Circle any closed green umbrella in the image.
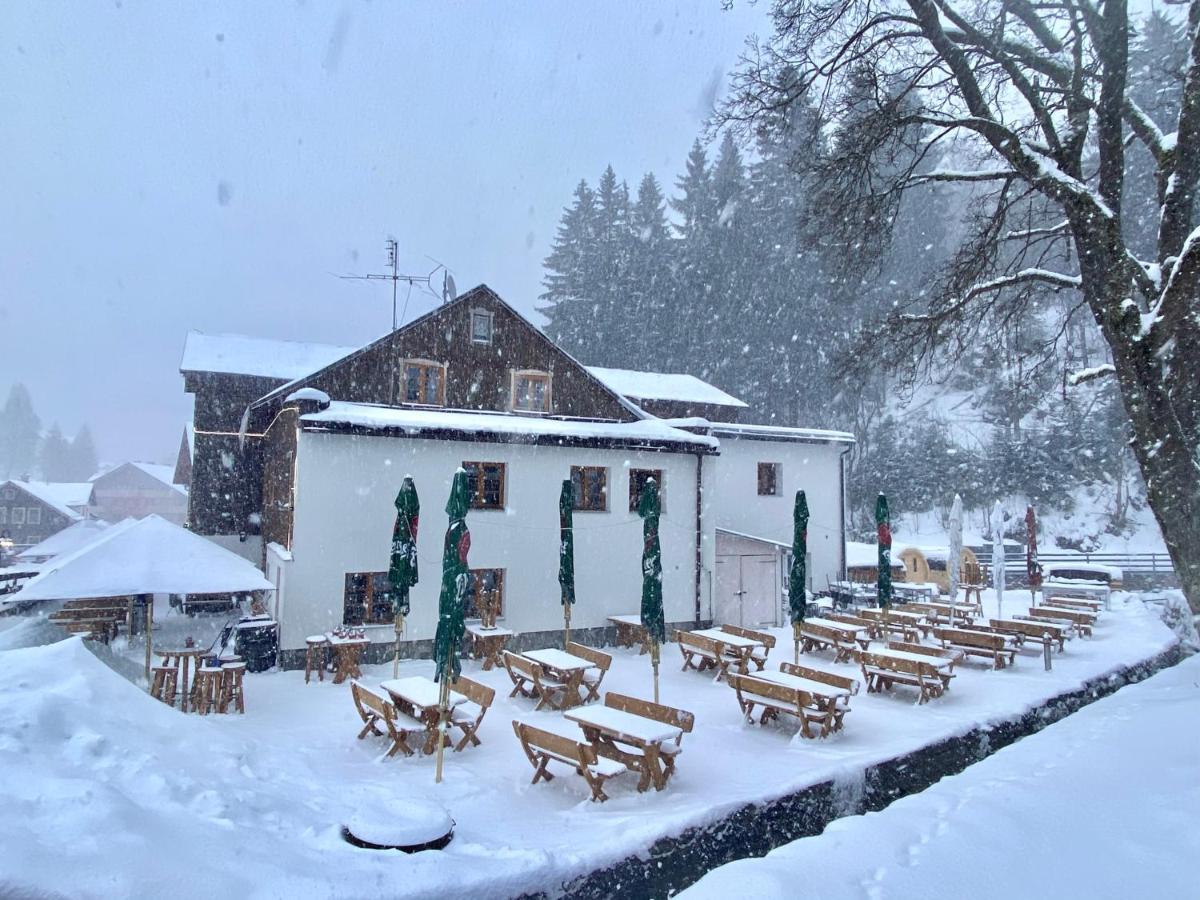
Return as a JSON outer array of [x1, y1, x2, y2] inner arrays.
[[638, 478, 665, 703], [559, 479, 576, 646], [789, 491, 809, 664], [876, 494, 893, 611], [388, 476, 420, 678], [433, 468, 471, 784]]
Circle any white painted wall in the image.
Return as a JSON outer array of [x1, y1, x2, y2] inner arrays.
[[276, 430, 710, 652], [708, 436, 848, 592]]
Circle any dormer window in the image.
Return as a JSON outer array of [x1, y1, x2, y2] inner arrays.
[[401, 360, 446, 406], [471, 309, 493, 345], [512, 370, 551, 413]]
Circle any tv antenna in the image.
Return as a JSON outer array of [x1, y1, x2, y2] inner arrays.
[[339, 238, 448, 331]]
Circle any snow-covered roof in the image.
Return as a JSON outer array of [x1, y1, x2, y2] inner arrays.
[[16, 519, 110, 563], [90, 462, 188, 496], [4, 515, 274, 606], [706, 421, 856, 445], [5, 481, 94, 520], [846, 541, 906, 568], [301, 401, 718, 449], [180, 331, 357, 381], [585, 366, 748, 409]]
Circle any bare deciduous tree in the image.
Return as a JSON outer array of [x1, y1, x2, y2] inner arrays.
[[724, 0, 1200, 610]]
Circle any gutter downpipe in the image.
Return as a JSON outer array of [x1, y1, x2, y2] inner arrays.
[[838, 443, 852, 580], [694, 449, 705, 625]]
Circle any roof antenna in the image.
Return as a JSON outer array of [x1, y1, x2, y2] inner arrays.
[[338, 238, 447, 331]]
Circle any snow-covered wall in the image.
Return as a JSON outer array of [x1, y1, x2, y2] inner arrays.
[[708, 435, 848, 590], [276, 430, 711, 652]]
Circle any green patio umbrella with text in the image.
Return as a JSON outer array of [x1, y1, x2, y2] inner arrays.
[[789, 491, 809, 664], [387, 476, 420, 678], [638, 478, 666, 703], [559, 479, 576, 647], [432, 468, 471, 784], [876, 494, 893, 612]]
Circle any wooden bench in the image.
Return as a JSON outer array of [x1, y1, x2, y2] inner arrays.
[[676, 630, 734, 680], [719, 624, 775, 670], [566, 641, 613, 703], [608, 615, 652, 654], [603, 692, 694, 784], [779, 661, 859, 731], [798, 622, 859, 663], [932, 626, 1017, 670], [351, 681, 423, 758], [512, 720, 627, 802], [989, 618, 1068, 652], [1044, 595, 1103, 613], [855, 650, 948, 704], [447, 675, 494, 752], [502, 651, 571, 710], [828, 612, 919, 643], [728, 672, 837, 738], [1028, 606, 1094, 637], [858, 607, 932, 639]]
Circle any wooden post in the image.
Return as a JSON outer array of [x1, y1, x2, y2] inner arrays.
[[143, 594, 153, 681], [434, 676, 450, 784], [650, 640, 661, 704], [1043, 633, 1052, 671], [393, 614, 404, 679], [563, 603, 571, 649], [793, 622, 801, 665]]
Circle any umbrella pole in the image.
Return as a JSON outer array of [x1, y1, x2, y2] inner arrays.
[[651, 640, 661, 704], [144, 594, 153, 682], [564, 603, 571, 648], [393, 614, 404, 679], [434, 676, 450, 784], [793, 622, 801, 665]]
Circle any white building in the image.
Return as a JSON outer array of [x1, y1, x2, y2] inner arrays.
[[181, 285, 852, 666]]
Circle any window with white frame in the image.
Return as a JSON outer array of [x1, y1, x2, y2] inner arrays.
[[511, 370, 551, 413], [470, 309, 493, 344], [0, 508, 7, 524], [27, 507, 41, 525], [11, 508, 24, 525]]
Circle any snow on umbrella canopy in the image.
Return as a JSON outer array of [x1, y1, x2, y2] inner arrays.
[[789, 490, 809, 624], [638, 478, 665, 644], [388, 477, 420, 618], [559, 479, 575, 608], [876, 493, 893, 609], [433, 470, 471, 684], [1026, 505, 1043, 591]]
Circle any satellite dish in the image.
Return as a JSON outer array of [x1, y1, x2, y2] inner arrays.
[[443, 272, 457, 303]]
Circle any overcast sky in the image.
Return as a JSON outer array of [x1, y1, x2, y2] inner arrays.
[[1, 1, 768, 465]]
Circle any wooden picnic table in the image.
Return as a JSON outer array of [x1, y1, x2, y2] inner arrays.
[[522, 648, 596, 709], [466, 624, 514, 670], [380, 676, 468, 754], [564, 705, 684, 792], [326, 633, 370, 684], [871, 647, 956, 673], [750, 668, 853, 703], [154, 646, 212, 713], [608, 615, 651, 654], [803, 618, 871, 649], [894, 583, 940, 602], [691, 627, 764, 674]]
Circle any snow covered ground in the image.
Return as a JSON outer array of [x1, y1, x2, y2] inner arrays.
[[0, 591, 1180, 899], [682, 645, 1200, 899]]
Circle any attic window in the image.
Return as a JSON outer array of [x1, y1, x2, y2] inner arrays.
[[512, 370, 551, 413], [471, 309, 493, 345], [401, 360, 446, 406]]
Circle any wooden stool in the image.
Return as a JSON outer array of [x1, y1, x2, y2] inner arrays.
[[192, 666, 224, 715], [220, 662, 246, 714], [305, 636, 328, 684], [150, 665, 178, 707]]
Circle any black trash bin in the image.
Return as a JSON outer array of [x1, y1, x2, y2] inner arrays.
[[233, 615, 278, 672]]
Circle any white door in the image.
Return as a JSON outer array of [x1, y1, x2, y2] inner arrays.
[[740, 555, 780, 627], [715, 556, 740, 625]]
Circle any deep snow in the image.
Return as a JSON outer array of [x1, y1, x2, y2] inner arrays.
[[0, 591, 1178, 899], [682, 647, 1200, 899]]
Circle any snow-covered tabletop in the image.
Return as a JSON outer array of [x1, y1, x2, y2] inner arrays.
[[523, 648, 595, 673], [870, 648, 954, 670], [804, 618, 867, 636], [564, 705, 682, 745], [465, 624, 515, 638], [748, 669, 852, 699], [692, 628, 762, 649], [608, 614, 644, 626], [325, 633, 370, 647], [379, 676, 466, 712]]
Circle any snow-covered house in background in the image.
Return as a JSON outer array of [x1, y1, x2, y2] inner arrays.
[[88, 462, 188, 526], [0, 480, 95, 550], [180, 285, 852, 666]]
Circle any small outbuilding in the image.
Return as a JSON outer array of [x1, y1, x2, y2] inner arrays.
[[898, 545, 979, 591]]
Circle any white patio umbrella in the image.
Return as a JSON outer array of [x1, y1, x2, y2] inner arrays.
[[6, 515, 274, 677], [990, 501, 1006, 618], [947, 494, 963, 602]]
